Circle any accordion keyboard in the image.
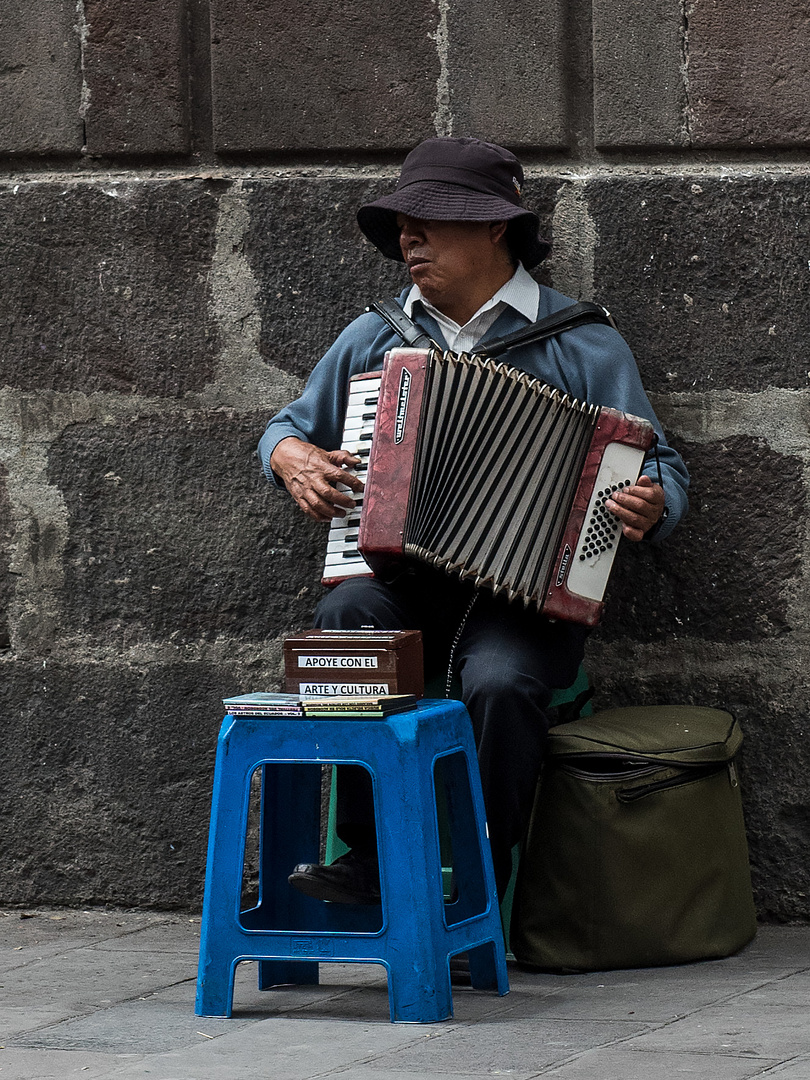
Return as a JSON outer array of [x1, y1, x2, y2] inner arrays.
[[322, 373, 381, 584]]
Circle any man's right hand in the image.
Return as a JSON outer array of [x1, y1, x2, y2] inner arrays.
[[269, 437, 363, 522]]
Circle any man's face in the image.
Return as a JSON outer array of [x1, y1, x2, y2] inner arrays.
[[396, 215, 506, 318]]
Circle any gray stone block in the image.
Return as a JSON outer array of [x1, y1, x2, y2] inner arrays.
[[0, 0, 83, 155], [83, 0, 190, 155], [688, 0, 810, 146], [47, 411, 327, 646], [601, 436, 804, 644], [523, 178, 559, 286], [210, 0, 439, 151], [593, 0, 687, 147], [448, 0, 568, 148], [743, 701, 810, 921], [0, 658, 234, 906], [588, 177, 810, 392], [243, 175, 559, 379], [244, 178, 406, 378], [0, 465, 13, 652], [0, 180, 219, 395]]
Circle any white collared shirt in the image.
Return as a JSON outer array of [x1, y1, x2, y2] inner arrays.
[[402, 263, 540, 353]]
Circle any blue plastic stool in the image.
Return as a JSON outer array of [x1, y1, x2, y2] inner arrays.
[[195, 699, 509, 1024]]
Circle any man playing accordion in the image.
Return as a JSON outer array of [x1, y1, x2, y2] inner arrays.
[[259, 136, 690, 907]]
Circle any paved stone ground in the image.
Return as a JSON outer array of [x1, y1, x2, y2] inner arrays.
[[1, 908, 809, 1079]]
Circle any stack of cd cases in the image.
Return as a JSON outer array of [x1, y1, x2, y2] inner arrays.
[[222, 692, 418, 718]]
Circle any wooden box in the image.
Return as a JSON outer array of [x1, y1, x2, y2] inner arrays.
[[283, 629, 424, 698]]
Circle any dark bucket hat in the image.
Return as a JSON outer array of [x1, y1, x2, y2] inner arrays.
[[357, 137, 551, 269]]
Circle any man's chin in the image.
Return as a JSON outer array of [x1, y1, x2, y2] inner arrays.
[[411, 276, 444, 305]]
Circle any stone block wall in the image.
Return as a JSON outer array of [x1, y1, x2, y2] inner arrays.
[[1, 0, 808, 918]]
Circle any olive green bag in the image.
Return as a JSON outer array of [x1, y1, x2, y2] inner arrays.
[[510, 706, 757, 971]]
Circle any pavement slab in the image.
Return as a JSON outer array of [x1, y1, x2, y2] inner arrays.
[[541, 1048, 779, 1078], [629, 1002, 810, 1060], [0, 1047, 135, 1080], [762, 1059, 810, 1079], [0, 908, 172, 963], [102, 1015, 433, 1079], [369, 1017, 653, 1073], [2, 947, 197, 1017]]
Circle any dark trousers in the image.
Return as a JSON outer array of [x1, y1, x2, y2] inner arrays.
[[314, 567, 588, 900]]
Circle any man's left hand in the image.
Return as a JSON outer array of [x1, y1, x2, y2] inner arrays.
[[604, 474, 665, 542]]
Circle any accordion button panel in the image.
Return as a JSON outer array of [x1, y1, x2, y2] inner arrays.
[[322, 375, 381, 584], [565, 441, 647, 602]]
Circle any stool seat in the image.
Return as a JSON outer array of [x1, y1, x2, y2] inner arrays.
[[195, 699, 509, 1023]]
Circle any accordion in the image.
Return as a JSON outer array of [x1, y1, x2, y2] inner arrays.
[[323, 347, 655, 627]]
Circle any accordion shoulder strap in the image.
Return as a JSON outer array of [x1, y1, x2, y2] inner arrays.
[[368, 298, 615, 359], [366, 299, 437, 349], [479, 301, 616, 359]]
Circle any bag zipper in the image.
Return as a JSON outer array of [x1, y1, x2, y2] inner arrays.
[[616, 762, 728, 804], [559, 759, 660, 782]]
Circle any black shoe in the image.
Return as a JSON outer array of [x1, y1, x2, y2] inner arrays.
[[288, 849, 381, 905]]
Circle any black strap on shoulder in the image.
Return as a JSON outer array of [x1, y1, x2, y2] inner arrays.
[[367, 298, 615, 359], [478, 301, 615, 359], [366, 299, 437, 349]]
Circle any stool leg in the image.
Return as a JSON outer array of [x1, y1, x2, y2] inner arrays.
[[255, 762, 322, 989], [196, 725, 252, 1018], [375, 752, 454, 1023], [438, 748, 508, 994], [467, 940, 507, 991], [436, 751, 488, 924]]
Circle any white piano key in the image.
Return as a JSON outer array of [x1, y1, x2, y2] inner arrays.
[[328, 517, 362, 534], [322, 558, 374, 582], [348, 376, 381, 393], [327, 538, 361, 555], [323, 551, 371, 571], [342, 413, 375, 430], [345, 400, 379, 418], [341, 441, 372, 457], [341, 435, 373, 451]]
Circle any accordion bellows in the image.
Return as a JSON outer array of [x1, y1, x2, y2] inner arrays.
[[403, 353, 601, 597], [325, 348, 655, 627]]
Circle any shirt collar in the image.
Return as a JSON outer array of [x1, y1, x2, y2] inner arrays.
[[402, 262, 539, 330]]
